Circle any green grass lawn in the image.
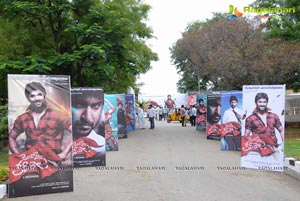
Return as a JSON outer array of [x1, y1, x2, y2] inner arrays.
[[0, 151, 8, 167], [283, 128, 300, 160], [285, 141, 300, 160], [284, 127, 300, 157], [0, 151, 8, 182]]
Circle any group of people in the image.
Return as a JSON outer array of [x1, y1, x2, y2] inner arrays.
[[178, 98, 208, 128], [136, 95, 199, 129], [136, 92, 284, 159], [179, 104, 197, 127], [136, 95, 174, 130]]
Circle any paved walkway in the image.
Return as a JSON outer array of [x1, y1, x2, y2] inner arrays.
[[3, 120, 300, 201]]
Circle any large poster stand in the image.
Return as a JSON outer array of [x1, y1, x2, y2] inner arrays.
[[220, 91, 244, 151], [7, 74, 73, 198], [104, 94, 118, 151], [206, 93, 222, 140], [71, 88, 106, 167], [241, 85, 285, 172], [125, 94, 135, 131], [196, 93, 207, 131], [116, 94, 127, 139]]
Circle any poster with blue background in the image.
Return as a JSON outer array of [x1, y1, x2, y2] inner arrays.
[[104, 94, 118, 151], [196, 93, 207, 131], [220, 91, 244, 151]]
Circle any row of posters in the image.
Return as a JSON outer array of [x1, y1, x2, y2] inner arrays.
[[6, 74, 286, 197], [189, 85, 286, 172], [7, 74, 136, 197]]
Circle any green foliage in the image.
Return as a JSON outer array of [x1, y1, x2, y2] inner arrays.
[[136, 100, 149, 111], [252, 0, 300, 42], [0, 151, 8, 182], [285, 141, 300, 160], [0, 0, 158, 98], [291, 82, 300, 93], [0, 166, 9, 182], [171, 13, 300, 92], [283, 128, 300, 159], [0, 151, 8, 167], [0, 104, 8, 141], [176, 78, 200, 93], [171, 1, 300, 92]]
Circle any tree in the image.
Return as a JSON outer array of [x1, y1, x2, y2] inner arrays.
[[171, 13, 300, 92], [0, 0, 158, 99], [251, 0, 300, 90], [251, 0, 300, 41]]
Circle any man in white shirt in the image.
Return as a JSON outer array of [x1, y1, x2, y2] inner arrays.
[[137, 104, 145, 129], [189, 105, 197, 126], [147, 105, 155, 129], [222, 95, 245, 151], [223, 96, 244, 124]]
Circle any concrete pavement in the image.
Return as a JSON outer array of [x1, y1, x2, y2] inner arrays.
[[2, 120, 300, 201]]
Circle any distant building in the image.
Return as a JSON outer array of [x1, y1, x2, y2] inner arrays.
[[285, 93, 300, 122]]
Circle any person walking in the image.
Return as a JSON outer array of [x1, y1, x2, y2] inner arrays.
[[180, 105, 186, 127], [147, 104, 155, 129], [158, 106, 163, 121], [163, 106, 168, 120], [185, 107, 190, 126], [190, 105, 197, 126], [137, 104, 145, 129]]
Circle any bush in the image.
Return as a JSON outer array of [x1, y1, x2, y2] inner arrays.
[[0, 104, 8, 140], [0, 166, 8, 182]]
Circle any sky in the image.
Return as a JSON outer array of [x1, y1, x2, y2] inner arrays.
[[138, 0, 254, 97]]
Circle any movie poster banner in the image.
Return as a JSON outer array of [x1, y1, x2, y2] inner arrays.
[[116, 94, 127, 139], [206, 93, 222, 140], [241, 85, 285, 172], [125, 94, 135, 131], [220, 91, 244, 151], [187, 92, 197, 108], [7, 74, 73, 198], [71, 88, 106, 167], [196, 93, 207, 131], [104, 94, 118, 151]]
